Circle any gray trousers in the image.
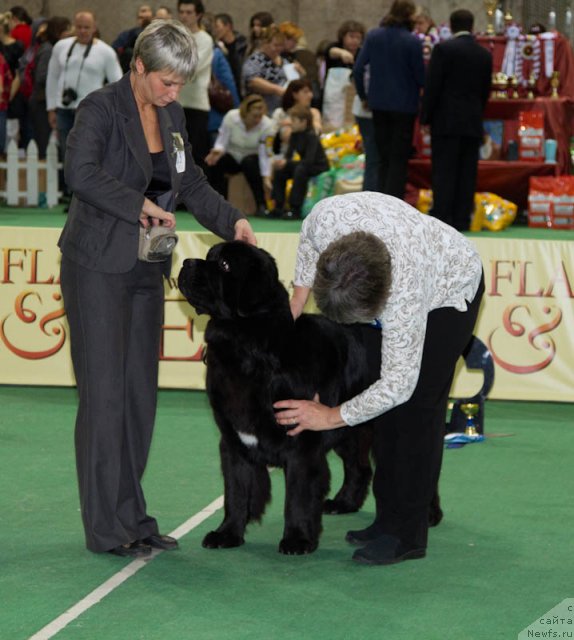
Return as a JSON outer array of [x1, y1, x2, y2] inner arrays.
[[60, 256, 164, 552]]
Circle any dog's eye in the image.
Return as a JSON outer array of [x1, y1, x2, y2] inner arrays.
[[219, 259, 231, 273]]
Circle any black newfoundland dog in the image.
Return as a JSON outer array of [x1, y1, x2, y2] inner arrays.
[[178, 241, 381, 555]]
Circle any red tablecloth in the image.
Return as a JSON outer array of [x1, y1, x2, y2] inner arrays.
[[484, 97, 574, 174], [407, 159, 559, 210]]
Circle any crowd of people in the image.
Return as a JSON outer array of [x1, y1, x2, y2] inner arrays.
[[0, 1, 494, 229]]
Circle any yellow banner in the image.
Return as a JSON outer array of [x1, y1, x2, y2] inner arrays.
[[1, 227, 573, 402]]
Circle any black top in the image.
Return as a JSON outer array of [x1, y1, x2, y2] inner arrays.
[[286, 130, 329, 174], [145, 151, 171, 203]]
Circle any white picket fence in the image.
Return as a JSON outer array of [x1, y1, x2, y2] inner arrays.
[[0, 138, 62, 207]]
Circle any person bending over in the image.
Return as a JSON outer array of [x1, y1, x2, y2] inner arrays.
[[274, 191, 484, 565]]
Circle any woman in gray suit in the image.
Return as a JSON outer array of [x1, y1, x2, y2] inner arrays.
[[59, 20, 256, 558]]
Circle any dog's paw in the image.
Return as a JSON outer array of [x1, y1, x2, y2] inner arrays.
[[202, 530, 245, 549], [323, 498, 360, 515], [279, 536, 318, 555]]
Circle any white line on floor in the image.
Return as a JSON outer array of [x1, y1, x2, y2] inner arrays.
[[28, 495, 224, 640]]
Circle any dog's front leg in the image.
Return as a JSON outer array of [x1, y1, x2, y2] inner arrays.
[[203, 438, 271, 549], [279, 450, 330, 555], [324, 425, 373, 514]]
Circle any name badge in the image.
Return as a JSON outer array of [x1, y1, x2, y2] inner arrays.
[[176, 150, 185, 173], [171, 132, 185, 173]]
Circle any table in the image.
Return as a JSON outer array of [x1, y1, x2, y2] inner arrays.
[[484, 97, 574, 174], [407, 158, 558, 210]]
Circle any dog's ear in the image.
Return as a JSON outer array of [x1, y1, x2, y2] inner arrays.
[[236, 252, 288, 318]]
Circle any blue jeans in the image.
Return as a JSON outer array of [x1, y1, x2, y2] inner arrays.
[[356, 116, 382, 192]]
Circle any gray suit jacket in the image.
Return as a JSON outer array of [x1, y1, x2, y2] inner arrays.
[[59, 72, 243, 273]]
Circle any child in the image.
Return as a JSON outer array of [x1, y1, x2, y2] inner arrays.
[[271, 104, 329, 220]]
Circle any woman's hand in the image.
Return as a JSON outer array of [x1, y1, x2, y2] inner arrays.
[[274, 158, 286, 170], [290, 285, 310, 319], [205, 149, 223, 166], [340, 50, 355, 64], [329, 46, 354, 65], [48, 110, 57, 130], [234, 218, 257, 245], [140, 197, 176, 228], [274, 395, 347, 435], [293, 61, 306, 77]]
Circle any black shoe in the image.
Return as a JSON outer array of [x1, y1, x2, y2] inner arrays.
[[141, 534, 179, 551], [352, 534, 426, 566], [265, 207, 283, 218], [108, 540, 152, 558], [255, 205, 270, 218], [345, 521, 385, 546], [281, 209, 301, 220]]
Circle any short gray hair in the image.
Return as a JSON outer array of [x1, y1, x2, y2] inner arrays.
[[131, 19, 198, 80], [313, 231, 392, 324]]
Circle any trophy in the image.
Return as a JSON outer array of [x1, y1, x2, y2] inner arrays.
[[484, 0, 498, 35], [527, 73, 537, 99], [492, 71, 509, 98], [460, 403, 480, 436], [509, 75, 520, 98], [550, 70, 560, 98], [505, 0, 514, 23]]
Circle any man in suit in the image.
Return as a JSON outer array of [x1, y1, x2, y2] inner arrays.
[[421, 9, 492, 231]]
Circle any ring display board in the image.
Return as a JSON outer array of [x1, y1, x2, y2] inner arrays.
[[1, 227, 573, 402]]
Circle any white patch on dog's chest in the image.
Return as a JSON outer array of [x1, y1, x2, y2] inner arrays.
[[237, 431, 259, 447]]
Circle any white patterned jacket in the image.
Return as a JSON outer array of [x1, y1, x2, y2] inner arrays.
[[294, 192, 483, 426]]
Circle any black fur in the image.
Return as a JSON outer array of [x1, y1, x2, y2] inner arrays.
[[178, 241, 378, 554]]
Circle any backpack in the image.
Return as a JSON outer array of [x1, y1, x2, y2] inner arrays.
[[18, 43, 39, 99]]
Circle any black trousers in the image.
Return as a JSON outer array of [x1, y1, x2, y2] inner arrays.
[[372, 110, 416, 199], [28, 98, 52, 159], [183, 107, 210, 171], [272, 160, 317, 211], [60, 256, 164, 552], [206, 153, 266, 206], [364, 275, 484, 550], [430, 134, 481, 231]]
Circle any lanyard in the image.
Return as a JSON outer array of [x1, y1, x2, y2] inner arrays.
[[63, 38, 94, 94]]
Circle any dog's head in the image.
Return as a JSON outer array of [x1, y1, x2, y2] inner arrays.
[[178, 241, 290, 320]]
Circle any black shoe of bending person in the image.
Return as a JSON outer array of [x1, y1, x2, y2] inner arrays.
[[352, 534, 426, 566], [108, 540, 152, 558], [345, 521, 385, 546], [141, 534, 179, 551]]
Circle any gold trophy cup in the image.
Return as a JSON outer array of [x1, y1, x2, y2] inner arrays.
[[509, 75, 520, 98], [460, 403, 480, 436], [527, 73, 536, 99], [550, 70, 560, 98], [484, 0, 498, 35]]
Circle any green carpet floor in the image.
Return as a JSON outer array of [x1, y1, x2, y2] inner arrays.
[[2, 203, 574, 240], [0, 386, 572, 640]]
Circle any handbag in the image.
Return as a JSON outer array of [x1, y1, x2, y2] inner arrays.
[[208, 73, 234, 114], [138, 225, 178, 262]]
